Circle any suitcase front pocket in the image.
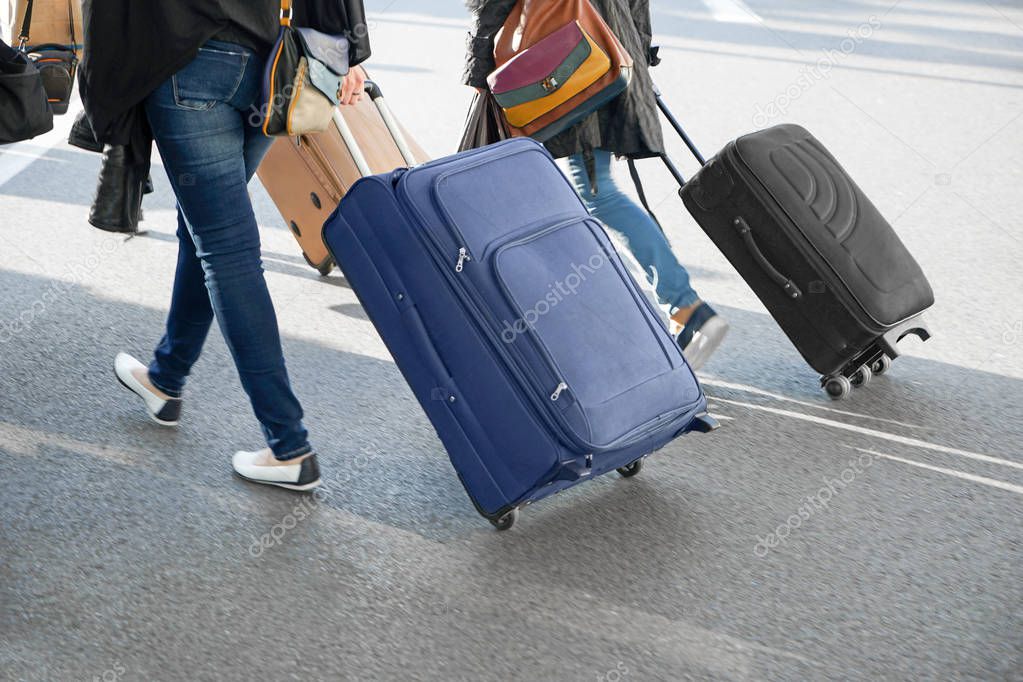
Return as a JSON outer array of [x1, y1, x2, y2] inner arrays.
[[494, 219, 697, 450]]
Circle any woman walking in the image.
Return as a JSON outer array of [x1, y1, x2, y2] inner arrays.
[[464, 0, 729, 369], [79, 0, 370, 491]]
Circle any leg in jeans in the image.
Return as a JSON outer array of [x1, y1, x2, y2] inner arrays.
[[148, 110, 275, 398], [566, 149, 700, 312], [144, 41, 310, 460]]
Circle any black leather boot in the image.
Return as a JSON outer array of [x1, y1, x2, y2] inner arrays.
[[67, 111, 104, 153], [88, 145, 149, 234]]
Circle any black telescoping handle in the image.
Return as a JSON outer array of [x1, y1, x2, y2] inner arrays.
[[653, 83, 707, 166], [363, 80, 383, 101], [733, 217, 802, 300]]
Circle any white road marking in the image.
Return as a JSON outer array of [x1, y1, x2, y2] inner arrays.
[[700, 0, 761, 25], [714, 397, 1023, 472], [857, 448, 1023, 496], [699, 376, 925, 429], [0, 100, 80, 189]]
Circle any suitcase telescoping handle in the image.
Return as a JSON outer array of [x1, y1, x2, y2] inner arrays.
[[331, 79, 419, 178], [646, 84, 802, 301], [626, 83, 707, 224]]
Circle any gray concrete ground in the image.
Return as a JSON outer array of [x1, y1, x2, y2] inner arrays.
[[1, 1, 1021, 680]]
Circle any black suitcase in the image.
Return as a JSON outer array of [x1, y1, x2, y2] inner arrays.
[[637, 90, 933, 399]]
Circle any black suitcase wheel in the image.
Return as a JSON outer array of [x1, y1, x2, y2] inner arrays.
[[850, 364, 873, 388], [490, 508, 518, 531], [317, 258, 335, 277], [871, 356, 892, 376], [617, 459, 644, 478], [823, 375, 852, 400]]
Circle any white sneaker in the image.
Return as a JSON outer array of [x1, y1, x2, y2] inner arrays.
[[676, 303, 730, 372], [114, 352, 182, 426], [232, 449, 322, 491]]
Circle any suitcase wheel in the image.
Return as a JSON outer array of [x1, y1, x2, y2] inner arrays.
[[850, 364, 873, 388], [317, 258, 335, 277], [490, 508, 519, 531], [617, 459, 645, 478], [870, 355, 893, 376], [823, 375, 853, 401]]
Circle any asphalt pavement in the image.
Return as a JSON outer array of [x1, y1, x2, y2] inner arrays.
[[1, 1, 1021, 680]]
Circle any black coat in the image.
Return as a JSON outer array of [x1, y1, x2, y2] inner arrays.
[[464, 0, 664, 161], [79, 0, 371, 145]]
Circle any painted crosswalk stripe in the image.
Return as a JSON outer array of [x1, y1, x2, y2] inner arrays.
[[856, 448, 1023, 496], [700, 0, 761, 25], [714, 397, 1023, 472], [700, 376, 925, 429]]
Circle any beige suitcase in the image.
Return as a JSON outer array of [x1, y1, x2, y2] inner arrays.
[[257, 80, 429, 275]]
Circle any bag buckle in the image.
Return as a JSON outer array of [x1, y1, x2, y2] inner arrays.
[[541, 75, 559, 93]]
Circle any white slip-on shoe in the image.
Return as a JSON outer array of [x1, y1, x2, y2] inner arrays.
[[232, 449, 321, 492], [114, 352, 182, 426]]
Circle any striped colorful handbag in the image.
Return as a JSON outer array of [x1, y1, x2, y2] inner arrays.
[[488, 0, 633, 141]]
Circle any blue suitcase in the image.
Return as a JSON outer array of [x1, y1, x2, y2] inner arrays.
[[322, 138, 718, 529]]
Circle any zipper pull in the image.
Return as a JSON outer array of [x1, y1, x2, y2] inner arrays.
[[455, 247, 471, 273], [550, 382, 568, 402]]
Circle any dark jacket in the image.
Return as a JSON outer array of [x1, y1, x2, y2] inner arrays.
[[79, 0, 371, 145], [464, 0, 664, 162], [74, 1, 371, 234]]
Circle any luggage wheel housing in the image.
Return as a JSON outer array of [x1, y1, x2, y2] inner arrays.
[[821, 315, 932, 400]]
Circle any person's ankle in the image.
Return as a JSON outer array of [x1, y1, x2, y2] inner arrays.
[[130, 366, 173, 401], [671, 300, 704, 327]]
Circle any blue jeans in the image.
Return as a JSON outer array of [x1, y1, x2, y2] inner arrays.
[[567, 150, 700, 311], [144, 41, 311, 460]]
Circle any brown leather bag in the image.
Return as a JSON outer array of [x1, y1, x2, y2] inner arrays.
[[493, 0, 633, 139], [257, 82, 428, 275]]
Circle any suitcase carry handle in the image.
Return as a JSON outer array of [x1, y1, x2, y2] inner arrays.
[[733, 217, 803, 300]]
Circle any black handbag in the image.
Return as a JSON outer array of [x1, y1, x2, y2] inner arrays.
[[0, 37, 53, 143], [457, 90, 510, 152], [19, 0, 78, 115]]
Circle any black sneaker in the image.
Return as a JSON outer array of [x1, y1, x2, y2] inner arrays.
[[114, 352, 182, 426], [232, 449, 322, 492], [676, 303, 729, 371]]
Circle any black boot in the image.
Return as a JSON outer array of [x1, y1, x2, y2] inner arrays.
[[67, 111, 104, 153], [88, 145, 149, 234]]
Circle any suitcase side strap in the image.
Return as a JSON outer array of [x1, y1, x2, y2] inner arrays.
[[733, 216, 803, 300]]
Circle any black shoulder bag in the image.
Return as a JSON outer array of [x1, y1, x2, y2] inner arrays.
[[0, 37, 53, 142], [19, 0, 78, 115]]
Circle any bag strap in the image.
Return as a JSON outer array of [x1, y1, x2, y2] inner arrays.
[[627, 158, 666, 236], [18, 0, 34, 50], [67, 0, 78, 62], [280, 0, 293, 27]]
